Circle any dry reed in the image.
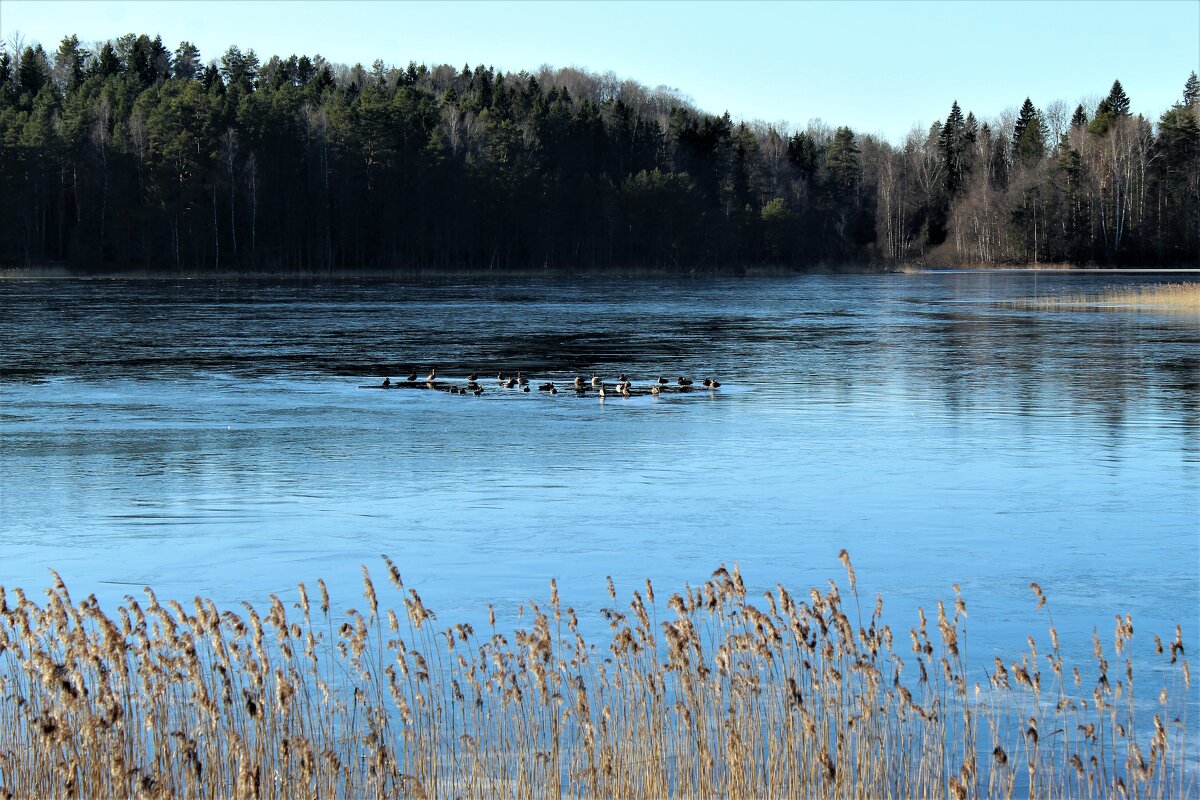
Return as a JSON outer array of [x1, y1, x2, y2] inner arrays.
[[0, 555, 1192, 798], [1018, 282, 1200, 312]]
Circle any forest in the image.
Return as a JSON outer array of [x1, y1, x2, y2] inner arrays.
[[1, 33, 1198, 272]]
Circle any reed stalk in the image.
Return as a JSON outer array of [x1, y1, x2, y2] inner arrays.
[[0, 554, 1192, 798]]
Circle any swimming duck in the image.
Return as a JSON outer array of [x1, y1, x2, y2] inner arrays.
[[598, 384, 607, 398], [467, 373, 478, 382], [657, 376, 668, 385], [426, 367, 437, 382], [382, 377, 391, 387], [549, 385, 558, 395], [407, 370, 418, 382], [538, 382, 555, 392], [591, 373, 602, 388], [521, 384, 530, 393], [650, 385, 661, 396], [504, 377, 517, 389], [573, 376, 585, 390], [703, 378, 721, 389], [677, 376, 693, 387], [497, 372, 507, 384], [620, 383, 631, 397], [517, 373, 529, 386]]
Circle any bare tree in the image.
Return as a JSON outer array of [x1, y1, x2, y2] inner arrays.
[[1043, 99, 1070, 144]]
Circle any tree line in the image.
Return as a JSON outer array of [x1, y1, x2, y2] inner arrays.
[[1, 33, 1197, 272]]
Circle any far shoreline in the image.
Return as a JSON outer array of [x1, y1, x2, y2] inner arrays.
[[1, 263, 1198, 281]]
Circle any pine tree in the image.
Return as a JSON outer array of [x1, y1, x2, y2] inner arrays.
[[1184, 71, 1200, 107], [827, 126, 861, 191], [54, 35, 87, 92], [219, 46, 259, 93], [173, 42, 201, 80], [1070, 104, 1088, 128], [1012, 97, 1045, 161]]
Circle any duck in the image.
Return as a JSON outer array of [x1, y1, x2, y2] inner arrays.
[[616, 374, 628, 384], [703, 377, 721, 389], [650, 385, 661, 396], [620, 383, 631, 397], [467, 373, 478, 382], [538, 382, 555, 392], [472, 386, 484, 395], [573, 375, 585, 390], [591, 373, 602, 388], [549, 385, 558, 395], [521, 384, 530, 393], [382, 377, 391, 388], [598, 384, 607, 398], [517, 373, 529, 386], [407, 370, 418, 382], [497, 372, 507, 384], [657, 376, 669, 386], [426, 367, 438, 382], [504, 377, 517, 389], [677, 376, 693, 387]]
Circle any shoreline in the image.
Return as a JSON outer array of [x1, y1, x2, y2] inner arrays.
[[2, 264, 1198, 281]]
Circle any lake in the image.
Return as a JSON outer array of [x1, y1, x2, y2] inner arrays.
[[1, 272, 1196, 722]]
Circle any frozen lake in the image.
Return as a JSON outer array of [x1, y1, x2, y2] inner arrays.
[[1, 273, 1196, 716]]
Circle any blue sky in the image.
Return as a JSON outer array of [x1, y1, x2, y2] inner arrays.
[[2, 0, 1197, 142]]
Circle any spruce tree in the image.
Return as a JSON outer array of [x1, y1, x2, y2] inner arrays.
[[1012, 98, 1045, 161], [0, 51, 12, 104], [938, 101, 968, 194], [1184, 71, 1200, 107], [201, 62, 221, 91], [1071, 104, 1088, 128], [787, 131, 819, 180], [296, 55, 315, 85], [96, 41, 119, 77], [964, 111, 978, 143], [16, 45, 50, 101], [1105, 79, 1130, 116]]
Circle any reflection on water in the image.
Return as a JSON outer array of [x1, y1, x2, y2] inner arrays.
[[1, 274, 1197, 718]]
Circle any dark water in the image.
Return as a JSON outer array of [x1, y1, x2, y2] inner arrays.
[[1, 273, 1197, 723]]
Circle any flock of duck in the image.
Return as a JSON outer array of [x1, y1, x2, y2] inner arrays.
[[359, 368, 721, 398]]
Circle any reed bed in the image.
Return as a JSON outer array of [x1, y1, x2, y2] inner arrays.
[[0, 554, 1192, 799], [1019, 282, 1200, 312]]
